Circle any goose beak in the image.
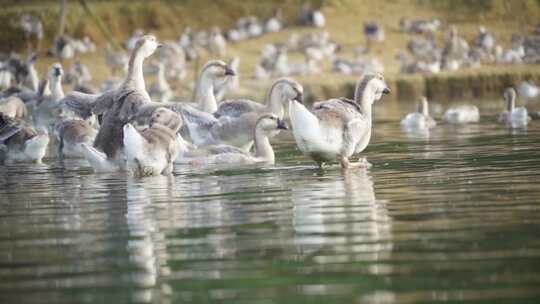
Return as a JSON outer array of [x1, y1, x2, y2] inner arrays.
[[294, 92, 303, 103], [277, 119, 288, 130], [382, 87, 391, 95], [225, 67, 236, 76]]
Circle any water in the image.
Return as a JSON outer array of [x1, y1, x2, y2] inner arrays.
[[1, 117, 540, 303]]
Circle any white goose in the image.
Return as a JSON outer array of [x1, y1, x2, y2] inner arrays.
[[442, 105, 480, 124], [498, 87, 530, 127], [289, 73, 390, 169], [0, 113, 49, 164], [54, 119, 97, 159], [148, 61, 173, 103], [124, 107, 181, 176], [400, 96, 437, 130], [76, 35, 161, 173], [194, 78, 303, 150], [33, 63, 65, 129], [176, 114, 288, 165]]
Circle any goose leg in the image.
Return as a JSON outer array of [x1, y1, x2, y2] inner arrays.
[[340, 156, 350, 169]]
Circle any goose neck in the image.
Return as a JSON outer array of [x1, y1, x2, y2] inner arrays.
[[506, 96, 515, 112], [124, 50, 146, 92], [265, 86, 285, 118], [356, 88, 375, 121], [196, 74, 217, 113], [49, 77, 64, 100], [254, 128, 274, 163]]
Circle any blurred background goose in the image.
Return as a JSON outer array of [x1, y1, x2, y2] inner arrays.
[[498, 87, 530, 127], [289, 73, 390, 169], [442, 104, 480, 124], [517, 81, 539, 102], [400, 96, 436, 130], [33, 63, 65, 129]]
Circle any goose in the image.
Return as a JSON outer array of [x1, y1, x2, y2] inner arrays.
[[67, 60, 96, 94], [54, 119, 97, 159], [517, 81, 539, 101], [123, 107, 181, 176], [0, 113, 49, 164], [19, 14, 43, 51], [192, 60, 236, 113], [21, 53, 39, 92], [71, 35, 161, 173], [265, 9, 283, 33], [442, 105, 480, 124], [364, 22, 385, 46], [105, 45, 129, 76], [289, 73, 390, 169], [194, 77, 302, 150], [208, 27, 227, 57], [176, 114, 287, 165], [0, 96, 28, 119], [33, 63, 65, 129], [148, 62, 173, 103], [400, 96, 437, 130], [498, 87, 530, 127], [0, 62, 13, 90]]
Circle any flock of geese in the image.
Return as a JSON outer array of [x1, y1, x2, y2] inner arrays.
[[1, 3, 540, 176], [0, 34, 536, 177], [0, 35, 390, 175]]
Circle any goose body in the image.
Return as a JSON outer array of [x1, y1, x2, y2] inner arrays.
[[175, 114, 287, 165], [498, 87, 530, 127], [517, 81, 539, 101], [0, 113, 49, 164], [400, 97, 437, 130], [79, 35, 161, 173], [196, 78, 302, 150], [442, 105, 480, 124], [54, 119, 97, 158], [0, 96, 27, 119], [289, 73, 390, 168], [148, 62, 172, 103], [124, 107, 181, 176]]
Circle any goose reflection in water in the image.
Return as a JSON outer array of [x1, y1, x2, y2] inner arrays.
[[291, 169, 393, 275]]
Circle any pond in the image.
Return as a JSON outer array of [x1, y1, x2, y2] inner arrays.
[[1, 107, 540, 303]]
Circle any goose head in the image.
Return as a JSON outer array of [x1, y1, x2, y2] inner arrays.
[[256, 114, 288, 133], [503, 87, 516, 112], [48, 63, 63, 82], [149, 107, 182, 132], [134, 35, 162, 58], [200, 60, 236, 84], [270, 77, 304, 104], [355, 73, 390, 104]]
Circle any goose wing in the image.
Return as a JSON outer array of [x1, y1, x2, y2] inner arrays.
[[60, 91, 101, 119], [0, 113, 23, 143], [214, 99, 264, 118]]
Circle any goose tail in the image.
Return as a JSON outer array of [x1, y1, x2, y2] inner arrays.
[[289, 100, 321, 152], [123, 123, 146, 165], [81, 143, 116, 173]]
